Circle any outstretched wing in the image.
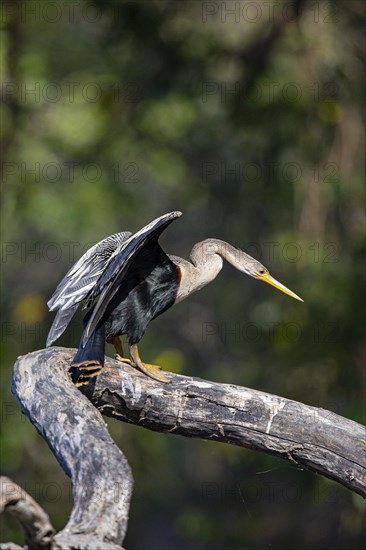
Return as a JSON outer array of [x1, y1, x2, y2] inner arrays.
[[46, 231, 132, 346], [46, 303, 79, 347], [82, 211, 182, 346]]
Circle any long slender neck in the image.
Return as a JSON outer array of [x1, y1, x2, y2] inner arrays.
[[191, 238, 243, 269], [175, 239, 242, 303]]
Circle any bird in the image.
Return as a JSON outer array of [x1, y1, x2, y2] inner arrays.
[[46, 211, 303, 386]]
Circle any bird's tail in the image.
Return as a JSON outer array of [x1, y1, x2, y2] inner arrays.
[[70, 312, 105, 386]]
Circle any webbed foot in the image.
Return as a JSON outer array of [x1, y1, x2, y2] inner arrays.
[[114, 354, 132, 364], [129, 344, 170, 383], [135, 361, 169, 383]]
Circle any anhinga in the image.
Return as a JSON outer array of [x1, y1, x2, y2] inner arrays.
[[47, 211, 303, 386]]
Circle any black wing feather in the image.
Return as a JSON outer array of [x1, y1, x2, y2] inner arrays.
[[82, 211, 182, 345]]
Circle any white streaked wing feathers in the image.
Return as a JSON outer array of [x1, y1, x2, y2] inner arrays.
[[46, 212, 182, 348], [47, 231, 132, 311]]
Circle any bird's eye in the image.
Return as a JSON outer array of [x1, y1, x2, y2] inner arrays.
[[258, 269, 266, 275]]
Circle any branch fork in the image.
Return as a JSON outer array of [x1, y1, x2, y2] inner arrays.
[[3, 347, 365, 549]]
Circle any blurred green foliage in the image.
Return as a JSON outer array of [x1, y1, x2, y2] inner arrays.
[[1, 0, 365, 548]]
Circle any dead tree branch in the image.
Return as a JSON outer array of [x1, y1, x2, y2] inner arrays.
[[9, 347, 366, 548], [0, 476, 55, 549], [11, 348, 133, 550], [92, 353, 366, 497]]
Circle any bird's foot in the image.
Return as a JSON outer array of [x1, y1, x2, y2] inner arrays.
[[114, 353, 170, 383], [127, 344, 171, 383], [133, 361, 170, 383], [114, 354, 132, 364], [69, 360, 103, 387], [116, 353, 168, 382]]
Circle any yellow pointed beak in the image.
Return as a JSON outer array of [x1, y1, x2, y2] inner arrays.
[[259, 273, 303, 302]]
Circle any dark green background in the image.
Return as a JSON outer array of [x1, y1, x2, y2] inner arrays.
[[1, 1, 365, 548]]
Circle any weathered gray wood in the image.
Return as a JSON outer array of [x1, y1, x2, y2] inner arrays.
[[11, 348, 133, 550], [0, 476, 55, 549], [9, 347, 366, 548], [91, 352, 365, 498]]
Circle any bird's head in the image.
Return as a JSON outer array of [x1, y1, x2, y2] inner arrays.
[[236, 253, 303, 302], [191, 239, 303, 303]]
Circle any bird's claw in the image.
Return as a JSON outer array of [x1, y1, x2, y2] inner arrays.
[[114, 354, 132, 364], [115, 347, 169, 383], [135, 362, 170, 383]]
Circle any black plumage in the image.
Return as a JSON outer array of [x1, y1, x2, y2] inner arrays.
[[104, 242, 179, 345], [47, 212, 182, 385]]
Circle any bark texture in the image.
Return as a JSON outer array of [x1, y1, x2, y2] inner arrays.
[[7, 347, 366, 549], [0, 476, 55, 549], [11, 348, 133, 550]]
